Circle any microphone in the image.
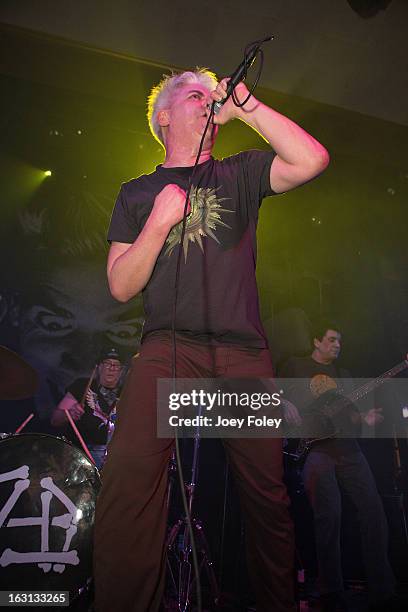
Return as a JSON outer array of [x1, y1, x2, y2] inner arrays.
[[213, 36, 274, 115]]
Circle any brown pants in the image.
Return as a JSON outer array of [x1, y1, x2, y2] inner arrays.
[[94, 333, 295, 612]]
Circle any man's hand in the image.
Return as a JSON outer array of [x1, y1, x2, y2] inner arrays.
[[51, 393, 84, 427], [211, 79, 254, 125], [281, 399, 302, 427], [150, 184, 191, 232], [362, 407, 384, 427], [69, 402, 84, 421]]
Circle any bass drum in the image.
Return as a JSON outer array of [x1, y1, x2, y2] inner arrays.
[[0, 433, 101, 598]]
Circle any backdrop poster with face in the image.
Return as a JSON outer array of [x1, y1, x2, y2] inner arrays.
[[0, 187, 144, 431]]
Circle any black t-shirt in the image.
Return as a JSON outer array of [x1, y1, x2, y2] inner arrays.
[[280, 356, 352, 404], [66, 378, 119, 445], [108, 150, 276, 348], [280, 356, 359, 455]]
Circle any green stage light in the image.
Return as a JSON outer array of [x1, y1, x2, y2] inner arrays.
[[44, 170, 52, 177]]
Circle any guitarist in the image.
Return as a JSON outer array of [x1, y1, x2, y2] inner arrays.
[[280, 321, 396, 612]]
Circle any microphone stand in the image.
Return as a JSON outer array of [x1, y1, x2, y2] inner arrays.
[[391, 426, 408, 546], [165, 405, 219, 611]]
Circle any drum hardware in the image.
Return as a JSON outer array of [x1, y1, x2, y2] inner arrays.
[[165, 411, 219, 611], [0, 345, 39, 400], [0, 346, 38, 435], [166, 450, 178, 513], [217, 458, 230, 592], [391, 427, 408, 548]]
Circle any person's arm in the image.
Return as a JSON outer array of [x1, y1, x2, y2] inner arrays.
[[108, 184, 190, 302], [50, 392, 84, 427], [211, 81, 329, 194]]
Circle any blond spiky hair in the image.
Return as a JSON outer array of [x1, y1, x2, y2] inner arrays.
[[147, 68, 218, 147]]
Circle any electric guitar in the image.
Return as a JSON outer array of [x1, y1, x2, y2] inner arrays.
[[292, 355, 408, 461]]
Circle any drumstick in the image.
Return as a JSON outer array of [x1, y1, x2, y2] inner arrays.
[[80, 365, 97, 408], [64, 408, 95, 465], [14, 412, 34, 434]]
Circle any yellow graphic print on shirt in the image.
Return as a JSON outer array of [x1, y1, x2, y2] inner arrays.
[[165, 186, 234, 260]]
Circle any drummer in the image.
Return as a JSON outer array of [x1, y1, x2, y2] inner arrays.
[[51, 348, 125, 468]]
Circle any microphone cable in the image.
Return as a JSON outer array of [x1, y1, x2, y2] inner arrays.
[[170, 105, 215, 612], [231, 38, 267, 108], [170, 37, 272, 609], [213, 36, 274, 114]]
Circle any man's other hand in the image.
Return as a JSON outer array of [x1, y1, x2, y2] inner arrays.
[[282, 399, 302, 427], [151, 184, 191, 231], [363, 407, 384, 427]]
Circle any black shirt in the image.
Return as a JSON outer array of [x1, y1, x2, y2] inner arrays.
[[108, 150, 276, 347]]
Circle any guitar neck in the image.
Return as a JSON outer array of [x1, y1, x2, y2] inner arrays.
[[348, 360, 408, 404]]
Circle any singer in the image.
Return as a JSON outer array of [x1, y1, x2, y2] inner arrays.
[[94, 68, 329, 612]]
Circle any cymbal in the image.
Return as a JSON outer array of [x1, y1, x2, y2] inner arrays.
[[0, 346, 39, 400]]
